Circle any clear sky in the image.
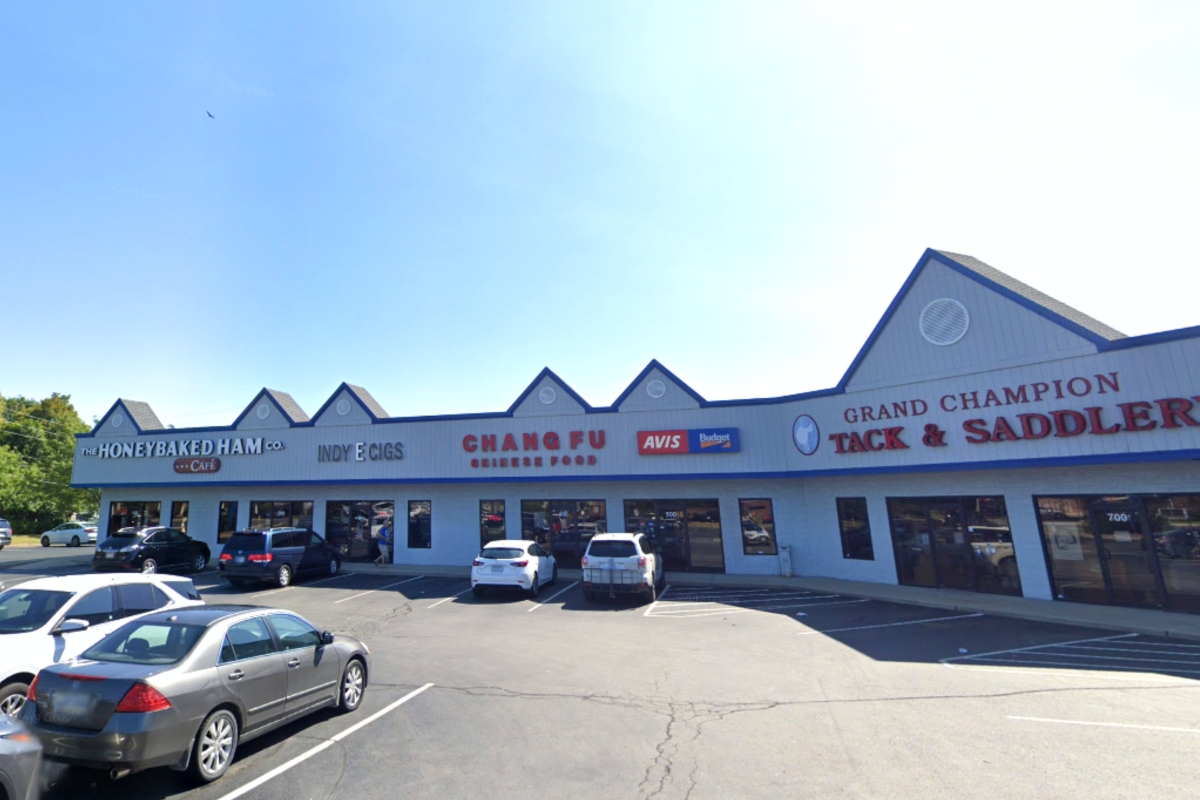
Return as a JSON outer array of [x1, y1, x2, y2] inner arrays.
[[3, 2, 1198, 428]]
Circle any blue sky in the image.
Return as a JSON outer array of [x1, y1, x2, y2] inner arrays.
[[3, 2, 1199, 428]]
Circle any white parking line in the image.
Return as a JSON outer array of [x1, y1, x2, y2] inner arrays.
[[334, 576, 425, 604], [527, 581, 580, 612], [797, 612, 984, 635], [247, 572, 358, 599], [1008, 716, 1200, 734], [643, 584, 672, 617], [660, 591, 836, 607], [215, 683, 434, 800], [428, 588, 474, 608], [940, 633, 1137, 664]]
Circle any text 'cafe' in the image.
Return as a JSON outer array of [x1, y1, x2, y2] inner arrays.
[[72, 249, 1200, 614]]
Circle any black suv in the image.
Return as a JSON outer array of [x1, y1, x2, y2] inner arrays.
[[218, 528, 342, 588], [93, 526, 211, 574]]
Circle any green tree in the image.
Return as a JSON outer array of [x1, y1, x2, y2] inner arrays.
[[0, 393, 100, 536]]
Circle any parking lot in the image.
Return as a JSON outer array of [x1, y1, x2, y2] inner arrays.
[[5, 557, 1200, 799]]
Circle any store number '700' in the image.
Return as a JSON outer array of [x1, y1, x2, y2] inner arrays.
[[1106, 512, 1132, 523]]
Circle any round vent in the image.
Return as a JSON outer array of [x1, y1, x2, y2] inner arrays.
[[256, 403, 271, 420], [646, 379, 667, 399], [336, 399, 352, 416], [919, 298, 970, 346], [792, 414, 819, 456], [111, 413, 123, 428], [538, 387, 557, 405]]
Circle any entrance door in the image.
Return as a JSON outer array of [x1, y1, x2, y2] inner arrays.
[[928, 503, 975, 590], [1090, 502, 1162, 608], [623, 500, 725, 573]]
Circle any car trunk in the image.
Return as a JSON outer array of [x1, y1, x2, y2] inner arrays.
[[223, 532, 268, 566], [36, 662, 161, 732], [583, 541, 644, 588]]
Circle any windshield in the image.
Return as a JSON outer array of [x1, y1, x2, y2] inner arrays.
[[587, 541, 638, 558], [225, 533, 267, 552], [479, 547, 525, 559], [82, 621, 207, 664], [0, 589, 74, 633]]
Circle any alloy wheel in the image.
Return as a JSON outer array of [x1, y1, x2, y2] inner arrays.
[[199, 714, 235, 776], [0, 692, 25, 718], [341, 661, 364, 711], [141, 559, 158, 574]]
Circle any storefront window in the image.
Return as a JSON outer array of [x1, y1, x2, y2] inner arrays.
[[325, 501, 394, 562], [408, 501, 431, 549], [250, 501, 313, 531], [108, 501, 161, 535], [887, 496, 1020, 596], [170, 501, 189, 534], [520, 500, 607, 568], [738, 499, 777, 556], [218, 501, 239, 543], [480, 500, 506, 547], [836, 498, 874, 560], [624, 500, 725, 573]]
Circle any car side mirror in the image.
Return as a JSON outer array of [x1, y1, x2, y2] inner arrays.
[[320, 631, 335, 646], [53, 618, 90, 635]]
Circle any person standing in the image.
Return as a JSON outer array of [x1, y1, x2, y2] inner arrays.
[[375, 521, 393, 566]]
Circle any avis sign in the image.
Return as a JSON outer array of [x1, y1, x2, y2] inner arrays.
[[638, 428, 740, 455]]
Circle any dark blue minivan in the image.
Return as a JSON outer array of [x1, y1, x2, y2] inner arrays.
[[217, 528, 341, 588]]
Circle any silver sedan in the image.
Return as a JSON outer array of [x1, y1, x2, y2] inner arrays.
[[0, 715, 41, 800], [23, 604, 370, 784]]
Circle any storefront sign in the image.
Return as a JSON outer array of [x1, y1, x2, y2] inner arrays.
[[638, 428, 740, 455], [462, 429, 606, 469], [81, 437, 284, 460], [317, 442, 404, 463], [173, 457, 220, 474]]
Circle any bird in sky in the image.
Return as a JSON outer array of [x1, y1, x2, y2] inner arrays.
[[206, 111, 214, 119]]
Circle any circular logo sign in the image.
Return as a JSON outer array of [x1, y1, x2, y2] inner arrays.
[[792, 414, 819, 455]]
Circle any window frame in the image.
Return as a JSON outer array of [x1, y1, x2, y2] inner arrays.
[[738, 498, 778, 556], [836, 497, 875, 561]]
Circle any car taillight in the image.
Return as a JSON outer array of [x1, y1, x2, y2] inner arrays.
[[219, 553, 233, 561], [26, 674, 39, 703], [581, 556, 589, 568], [247, 553, 273, 563], [638, 557, 647, 567], [115, 682, 172, 713], [472, 559, 485, 567], [511, 560, 528, 567]]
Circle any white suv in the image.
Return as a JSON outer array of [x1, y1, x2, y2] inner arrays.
[[581, 533, 665, 604], [0, 573, 204, 717]]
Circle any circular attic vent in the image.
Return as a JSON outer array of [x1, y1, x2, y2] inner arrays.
[[919, 298, 970, 346], [111, 413, 123, 428], [336, 399, 352, 416], [646, 379, 667, 399], [538, 387, 557, 405], [256, 403, 271, 420]]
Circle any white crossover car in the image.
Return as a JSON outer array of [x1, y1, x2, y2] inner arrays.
[[39, 522, 98, 547], [471, 539, 558, 598], [581, 532, 665, 603], [0, 573, 204, 717]]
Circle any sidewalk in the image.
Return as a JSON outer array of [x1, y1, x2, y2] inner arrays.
[[341, 561, 1200, 641]]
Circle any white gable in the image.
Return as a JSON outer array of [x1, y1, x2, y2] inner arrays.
[[313, 389, 375, 427], [235, 394, 296, 431], [511, 375, 587, 417], [616, 367, 702, 412], [845, 260, 1102, 392]]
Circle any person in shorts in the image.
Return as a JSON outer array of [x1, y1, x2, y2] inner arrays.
[[375, 522, 392, 566]]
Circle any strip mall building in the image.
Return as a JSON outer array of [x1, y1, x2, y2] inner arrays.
[[72, 250, 1200, 613]]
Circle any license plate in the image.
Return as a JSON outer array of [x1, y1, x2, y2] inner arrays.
[[490, 565, 504, 573], [105, 551, 116, 559], [234, 556, 246, 564], [50, 690, 94, 721]]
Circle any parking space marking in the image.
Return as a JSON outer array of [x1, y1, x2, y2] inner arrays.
[[1008, 716, 1200, 734], [215, 683, 434, 800], [643, 584, 672, 617], [428, 587, 474, 608], [646, 586, 868, 618], [527, 581, 579, 612], [941, 633, 1137, 664], [334, 575, 425, 604], [797, 612, 984, 635], [942, 633, 1200, 682], [249, 572, 366, 599]]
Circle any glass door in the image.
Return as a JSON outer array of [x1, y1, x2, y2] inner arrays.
[[685, 501, 725, 573], [622, 500, 725, 573], [1090, 501, 1162, 608], [928, 503, 975, 590], [887, 499, 936, 588]]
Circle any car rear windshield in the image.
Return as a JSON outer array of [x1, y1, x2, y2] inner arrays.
[[162, 579, 202, 601], [82, 621, 207, 664], [0, 589, 74, 633], [224, 533, 267, 552], [479, 547, 525, 560], [587, 541, 638, 558], [109, 528, 143, 538]]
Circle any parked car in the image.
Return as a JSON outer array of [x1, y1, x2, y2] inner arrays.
[[0, 715, 41, 800], [218, 528, 341, 588], [40, 521, 98, 548], [23, 605, 369, 784], [0, 573, 204, 719], [0, 519, 12, 552], [471, 539, 557, 598], [93, 527, 211, 575], [581, 533, 664, 604]]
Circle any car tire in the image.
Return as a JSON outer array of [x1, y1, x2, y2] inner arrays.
[[189, 708, 239, 784], [550, 564, 559, 586], [70, 535, 81, 547], [582, 590, 596, 602], [527, 572, 540, 598], [141, 558, 158, 574], [192, 553, 208, 573], [472, 586, 485, 598], [328, 557, 341, 577], [40, 536, 50, 548], [338, 658, 366, 713], [276, 564, 293, 587], [644, 582, 657, 604], [226, 578, 247, 588], [0, 681, 29, 718]]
